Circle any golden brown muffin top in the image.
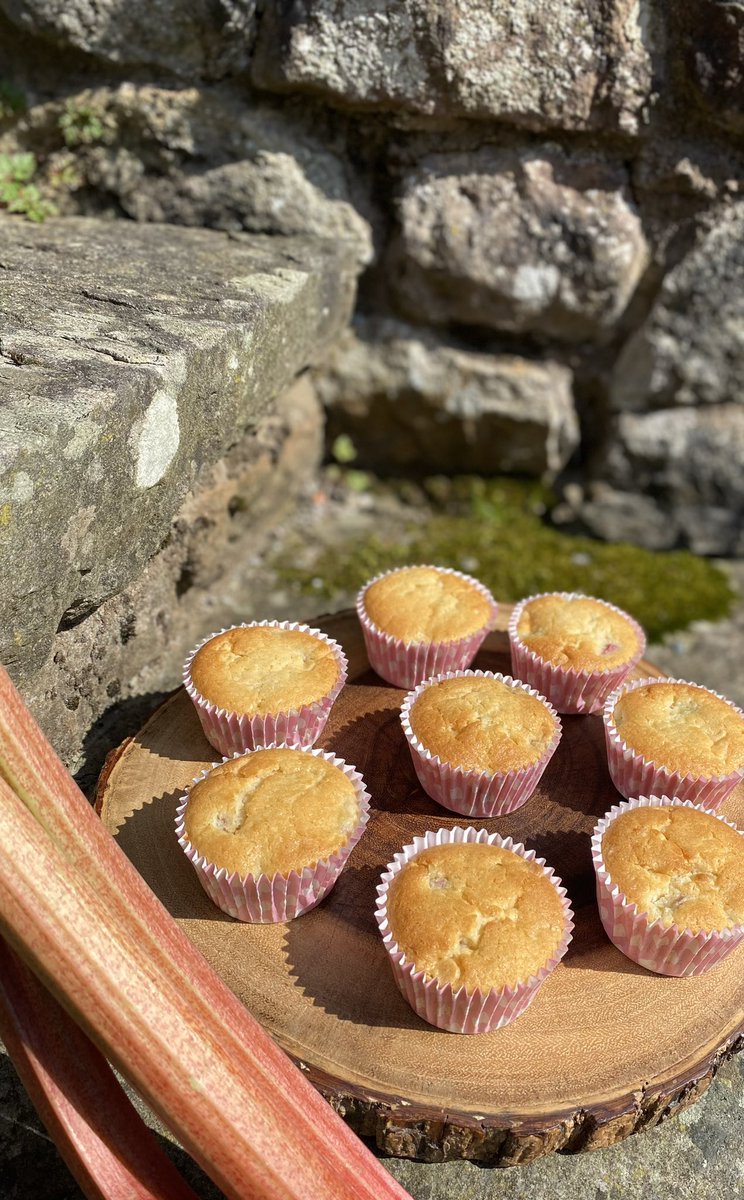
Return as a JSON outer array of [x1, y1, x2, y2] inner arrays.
[[183, 748, 360, 878], [363, 567, 493, 645], [516, 595, 641, 672], [611, 681, 744, 778], [386, 842, 566, 992], [408, 675, 557, 774], [190, 626, 340, 714], [602, 806, 744, 933]]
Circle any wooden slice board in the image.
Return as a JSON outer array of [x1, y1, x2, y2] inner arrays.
[[97, 609, 744, 1165]]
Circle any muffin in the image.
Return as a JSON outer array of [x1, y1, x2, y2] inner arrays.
[[592, 796, 744, 976], [176, 745, 370, 922], [184, 620, 347, 756], [401, 670, 561, 817], [375, 827, 573, 1033], [603, 677, 744, 809], [357, 565, 497, 689], [508, 592, 645, 715]]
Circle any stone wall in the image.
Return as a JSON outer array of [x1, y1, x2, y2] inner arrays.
[[0, 2, 742, 560]]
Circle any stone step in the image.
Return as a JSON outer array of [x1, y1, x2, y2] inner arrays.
[[0, 215, 359, 764], [0, 215, 358, 678]]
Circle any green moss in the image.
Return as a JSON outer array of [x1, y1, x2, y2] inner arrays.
[[275, 474, 735, 641]]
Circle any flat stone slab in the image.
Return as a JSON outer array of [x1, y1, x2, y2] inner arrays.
[[0, 216, 358, 680]]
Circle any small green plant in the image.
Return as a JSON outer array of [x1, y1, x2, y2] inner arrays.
[[0, 153, 57, 222], [47, 153, 84, 193], [0, 81, 26, 122], [59, 100, 109, 147], [331, 434, 358, 464]]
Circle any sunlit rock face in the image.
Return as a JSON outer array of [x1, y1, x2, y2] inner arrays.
[[252, 0, 652, 134], [389, 147, 649, 342]]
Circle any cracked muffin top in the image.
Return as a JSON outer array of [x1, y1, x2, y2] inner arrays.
[[602, 806, 744, 933], [386, 842, 566, 992], [362, 566, 493, 645], [610, 681, 744, 778], [515, 594, 641, 673], [183, 747, 360, 878], [190, 625, 341, 714], [408, 674, 558, 774]]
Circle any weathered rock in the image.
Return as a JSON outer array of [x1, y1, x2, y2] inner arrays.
[[612, 203, 744, 410], [390, 147, 649, 342], [672, 0, 744, 132], [580, 204, 744, 552], [0, 215, 359, 687], [0, 84, 373, 266], [22, 376, 324, 777], [253, 0, 652, 134], [0, 0, 256, 79], [316, 317, 578, 476], [580, 406, 744, 555], [630, 137, 744, 251]]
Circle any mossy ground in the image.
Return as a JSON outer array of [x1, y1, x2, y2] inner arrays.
[[274, 473, 735, 642]]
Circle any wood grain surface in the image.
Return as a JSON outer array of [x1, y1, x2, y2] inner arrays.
[[97, 609, 744, 1164]]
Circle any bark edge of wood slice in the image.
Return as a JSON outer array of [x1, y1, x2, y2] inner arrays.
[[97, 609, 744, 1166]]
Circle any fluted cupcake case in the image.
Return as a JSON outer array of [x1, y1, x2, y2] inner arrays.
[[508, 592, 646, 716], [400, 670, 562, 818], [591, 795, 744, 976], [183, 620, 348, 757], [176, 745, 371, 923], [375, 826, 574, 1034], [357, 566, 498, 690], [603, 677, 744, 810]]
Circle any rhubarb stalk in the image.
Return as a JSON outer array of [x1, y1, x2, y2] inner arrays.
[[0, 666, 410, 1200], [0, 937, 199, 1200]]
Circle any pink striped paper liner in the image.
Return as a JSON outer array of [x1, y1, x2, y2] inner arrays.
[[603, 677, 744, 810], [176, 745, 370, 923], [508, 592, 646, 715], [400, 670, 562, 818], [356, 566, 498, 689], [592, 795, 744, 976], [375, 826, 574, 1034], [183, 620, 348, 757]]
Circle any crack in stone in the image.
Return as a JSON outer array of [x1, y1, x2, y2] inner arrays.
[[80, 288, 138, 309]]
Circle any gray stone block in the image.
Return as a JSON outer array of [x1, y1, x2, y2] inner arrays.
[[316, 317, 579, 476], [612, 203, 744, 411], [390, 147, 649, 343], [0, 0, 257, 79], [578, 203, 744, 553], [581, 406, 744, 556], [0, 215, 359, 685], [253, 0, 652, 134]]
